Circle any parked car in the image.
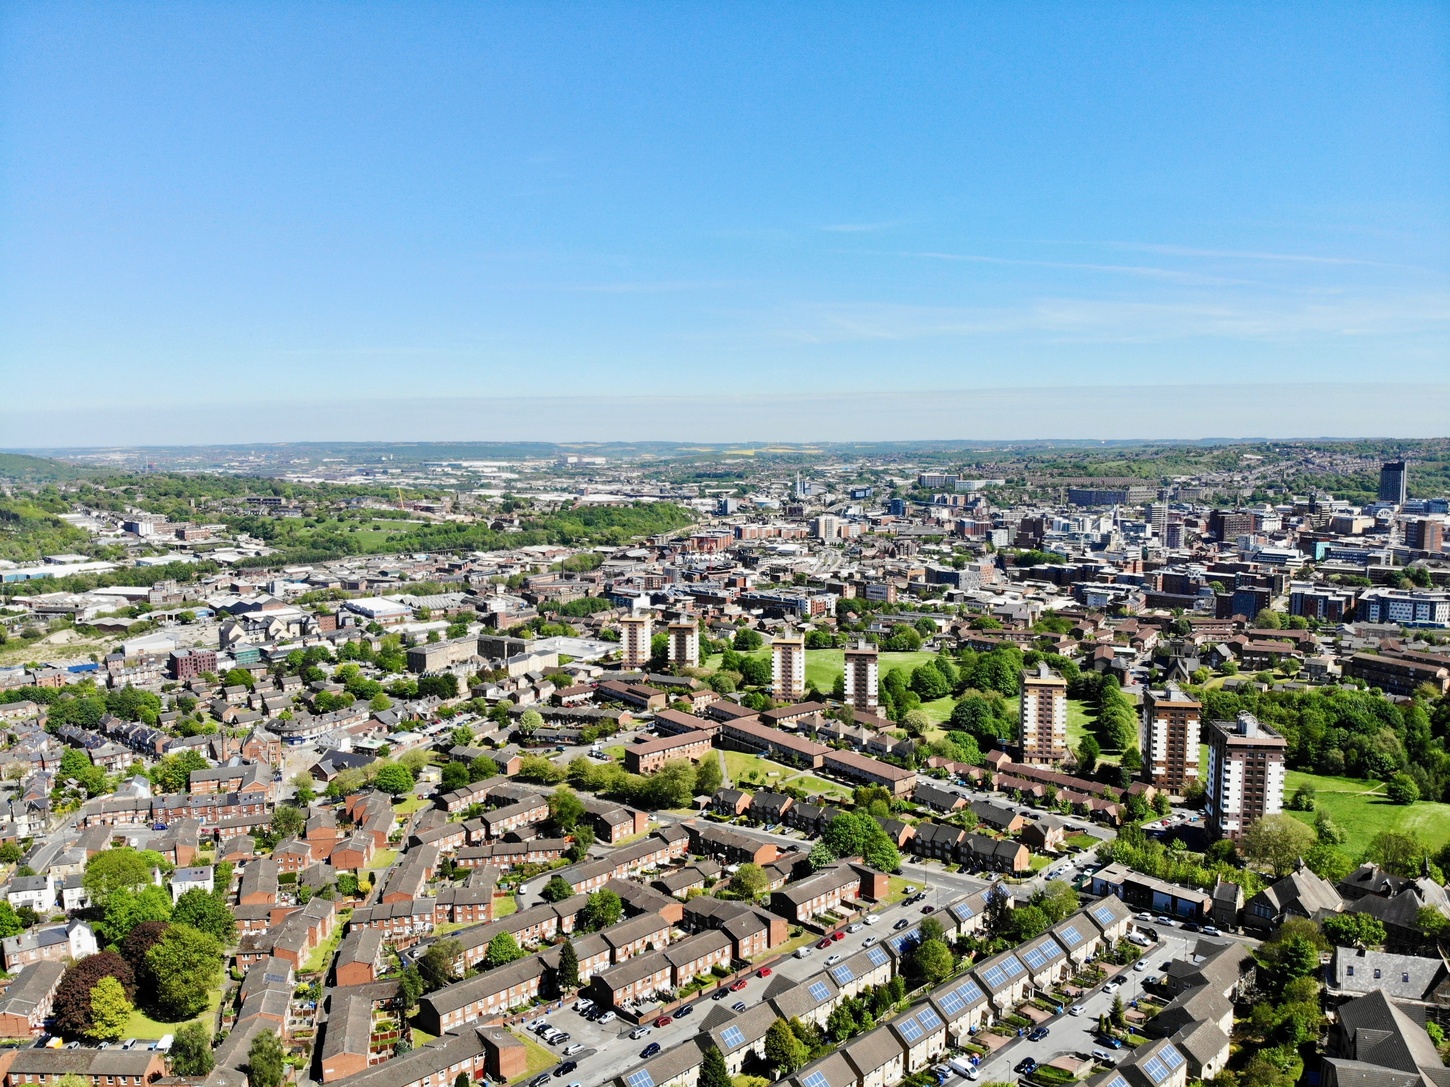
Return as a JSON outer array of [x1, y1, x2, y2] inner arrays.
[[862, 936, 878, 947], [529, 1075, 551, 1087], [730, 980, 748, 992], [894, 919, 911, 930], [1133, 960, 1147, 971], [553, 1062, 577, 1077], [732, 1002, 747, 1012], [1027, 1027, 1050, 1041], [847, 923, 863, 932], [598, 1012, 616, 1025], [549, 1032, 571, 1045], [921, 905, 935, 913], [1202, 926, 1222, 937], [831, 931, 845, 941], [1103, 981, 1121, 994], [573, 999, 593, 1012], [713, 989, 731, 1001], [826, 954, 841, 965], [1069, 1005, 1086, 1017], [758, 967, 772, 977], [1099, 1036, 1124, 1050], [863, 914, 880, 925], [629, 1027, 651, 1041], [675, 1005, 693, 1019], [817, 938, 833, 949], [562, 1045, 584, 1057], [1015, 1059, 1038, 1075], [640, 1044, 661, 1059], [654, 1016, 673, 1028]]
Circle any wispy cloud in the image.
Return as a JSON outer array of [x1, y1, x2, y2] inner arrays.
[[1108, 242, 1385, 267], [771, 291, 1450, 345], [895, 250, 1254, 287]]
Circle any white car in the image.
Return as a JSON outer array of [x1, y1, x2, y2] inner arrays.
[[863, 915, 880, 926], [1133, 960, 1148, 971], [862, 936, 877, 947], [826, 954, 842, 965], [847, 923, 863, 932], [598, 1012, 616, 1025], [1103, 981, 1121, 994], [1069, 1005, 1086, 1017]]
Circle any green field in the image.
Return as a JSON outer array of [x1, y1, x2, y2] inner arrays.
[[1283, 769, 1450, 858], [722, 750, 790, 786], [803, 648, 942, 692], [121, 983, 225, 1040]]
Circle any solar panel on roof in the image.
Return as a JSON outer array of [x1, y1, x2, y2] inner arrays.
[[981, 965, 1006, 987], [937, 990, 964, 1015], [830, 964, 856, 984], [801, 1072, 830, 1087], [1092, 903, 1116, 924], [1143, 1058, 1169, 1084], [867, 947, 889, 967], [1161, 1046, 1184, 1070], [956, 979, 983, 1002], [1021, 945, 1049, 970], [1002, 955, 1025, 976], [808, 981, 831, 1003], [627, 1071, 655, 1087], [952, 902, 974, 919], [1057, 924, 1083, 946], [897, 1018, 923, 1042], [720, 1026, 746, 1050], [1106, 1075, 1131, 1087], [918, 1007, 943, 1030]]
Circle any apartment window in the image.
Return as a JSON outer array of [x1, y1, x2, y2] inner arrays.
[[1374, 969, 1382, 980], [1346, 966, 1354, 976], [1403, 973, 1410, 983]]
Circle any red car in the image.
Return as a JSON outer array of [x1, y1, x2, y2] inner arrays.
[[729, 980, 748, 992], [816, 938, 832, 949], [831, 931, 845, 941], [655, 1016, 673, 1028], [921, 905, 935, 913], [758, 967, 772, 978]]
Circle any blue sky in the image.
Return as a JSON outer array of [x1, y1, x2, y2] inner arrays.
[[2, 2, 1447, 444]]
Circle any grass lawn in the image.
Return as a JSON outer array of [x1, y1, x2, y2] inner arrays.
[[803, 649, 943, 692], [1283, 769, 1450, 857], [123, 984, 224, 1040], [722, 750, 790, 786], [1028, 854, 1053, 872], [367, 848, 400, 871], [393, 795, 430, 815], [782, 773, 853, 801], [494, 894, 518, 918], [604, 745, 626, 761], [882, 874, 918, 906], [1067, 699, 1122, 765], [303, 911, 352, 973], [918, 696, 956, 726], [510, 1030, 559, 1079], [410, 1026, 438, 1046]]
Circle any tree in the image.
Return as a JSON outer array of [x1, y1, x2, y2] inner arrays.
[[808, 842, 838, 871], [1243, 814, 1316, 876], [548, 787, 585, 833], [1032, 880, 1080, 924], [540, 875, 575, 903], [373, 762, 415, 796], [170, 1020, 215, 1077], [1314, 810, 1347, 845], [0, 902, 23, 939], [84, 847, 154, 908], [862, 836, 901, 873], [827, 1003, 856, 1041], [580, 889, 623, 931], [247, 1029, 285, 1087], [699, 1045, 731, 1087], [146, 925, 223, 1020], [172, 889, 237, 945], [567, 825, 596, 863], [1076, 735, 1100, 776], [119, 920, 171, 972], [731, 864, 769, 900], [1006, 905, 1050, 943], [1321, 913, 1386, 948], [1386, 773, 1420, 805], [1110, 994, 1126, 1029], [518, 709, 544, 735], [398, 965, 424, 1010], [418, 940, 462, 992], [694, 756, 723, 796], [911, 938, 954, 984], [53, 952, 136, 1038], [484, 931, 525, 969], [99, 885, 173, 946], [1363, 831, 1429, 878], [557, 940, 580, 991], [764, 1018, 809, 1074], [88, 976, 132, 1042], [1304, 844, 1354, 882], [270, 805, 306, 840]]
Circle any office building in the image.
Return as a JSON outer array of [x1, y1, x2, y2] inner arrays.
[[772, 632, 806, 703], [619, 614, 652, 670], [667, 620, 700, 669], [842, 642, 879, 712], [1141, 685, 1201, 794], [1148, 503, 1169, 538], [1378, 461, 1407, 505], [1018, 664, 1068, 766], [1355, 588, 1450, 629], [811, 514, 839, 540], [1403, 519, 1444, 554], [1206, 712, 1286, 842]]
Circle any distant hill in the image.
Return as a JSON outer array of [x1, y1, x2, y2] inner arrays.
[[0, 453, 89, 484]]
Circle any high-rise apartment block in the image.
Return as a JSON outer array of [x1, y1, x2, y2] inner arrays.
[[842, 642, 879, 712], [619, 614, 652, 670], [667, 620, 700, 669], [1404, 518, 1444, 554], [1206, 712, 1287, 841], [1141, 685, 1201, 794], [771, 632, 806, 703], [1379, 461, 1407, 505], [1018, 663, 1068, 766]]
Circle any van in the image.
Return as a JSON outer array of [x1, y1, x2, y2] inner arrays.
[[948, 1058, 977, 1077], [630, 1026, 651, 1041], [156, 1036, 174, 1054], [795, 946, 813, 959]]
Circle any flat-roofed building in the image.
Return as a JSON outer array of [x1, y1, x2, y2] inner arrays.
[[1019, 663, 1068, 766], [619, 614, 652, 669], [1206, 712, 1286, 842], [843, 642, 879, 712], [1141, 685, 1201, 794], [668, 620, 700, 669], [772, 632, 806, 702]]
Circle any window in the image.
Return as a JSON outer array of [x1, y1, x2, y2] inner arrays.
[[1403, 973, 1410, 983], [1374, 969, 1382, 980], [1346, 966, 1354, 976]]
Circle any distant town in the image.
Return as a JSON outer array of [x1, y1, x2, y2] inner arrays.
[[0, 439, 1445, 1087]]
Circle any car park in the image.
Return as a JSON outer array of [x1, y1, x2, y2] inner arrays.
[[640, 1044, 661, 1059]]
